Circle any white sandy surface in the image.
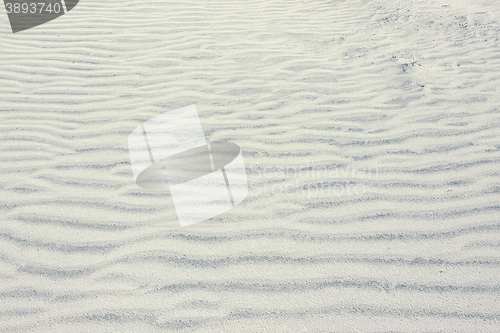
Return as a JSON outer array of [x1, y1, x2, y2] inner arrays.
[[0, 0, 500, 331]]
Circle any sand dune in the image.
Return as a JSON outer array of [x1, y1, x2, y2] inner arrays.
[[1, 0, 499, 331]]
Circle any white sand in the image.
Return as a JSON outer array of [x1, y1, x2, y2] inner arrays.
[[0, 0, 499, 331]]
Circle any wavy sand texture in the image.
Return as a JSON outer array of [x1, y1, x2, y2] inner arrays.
[[0, 0, 500, 331]]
